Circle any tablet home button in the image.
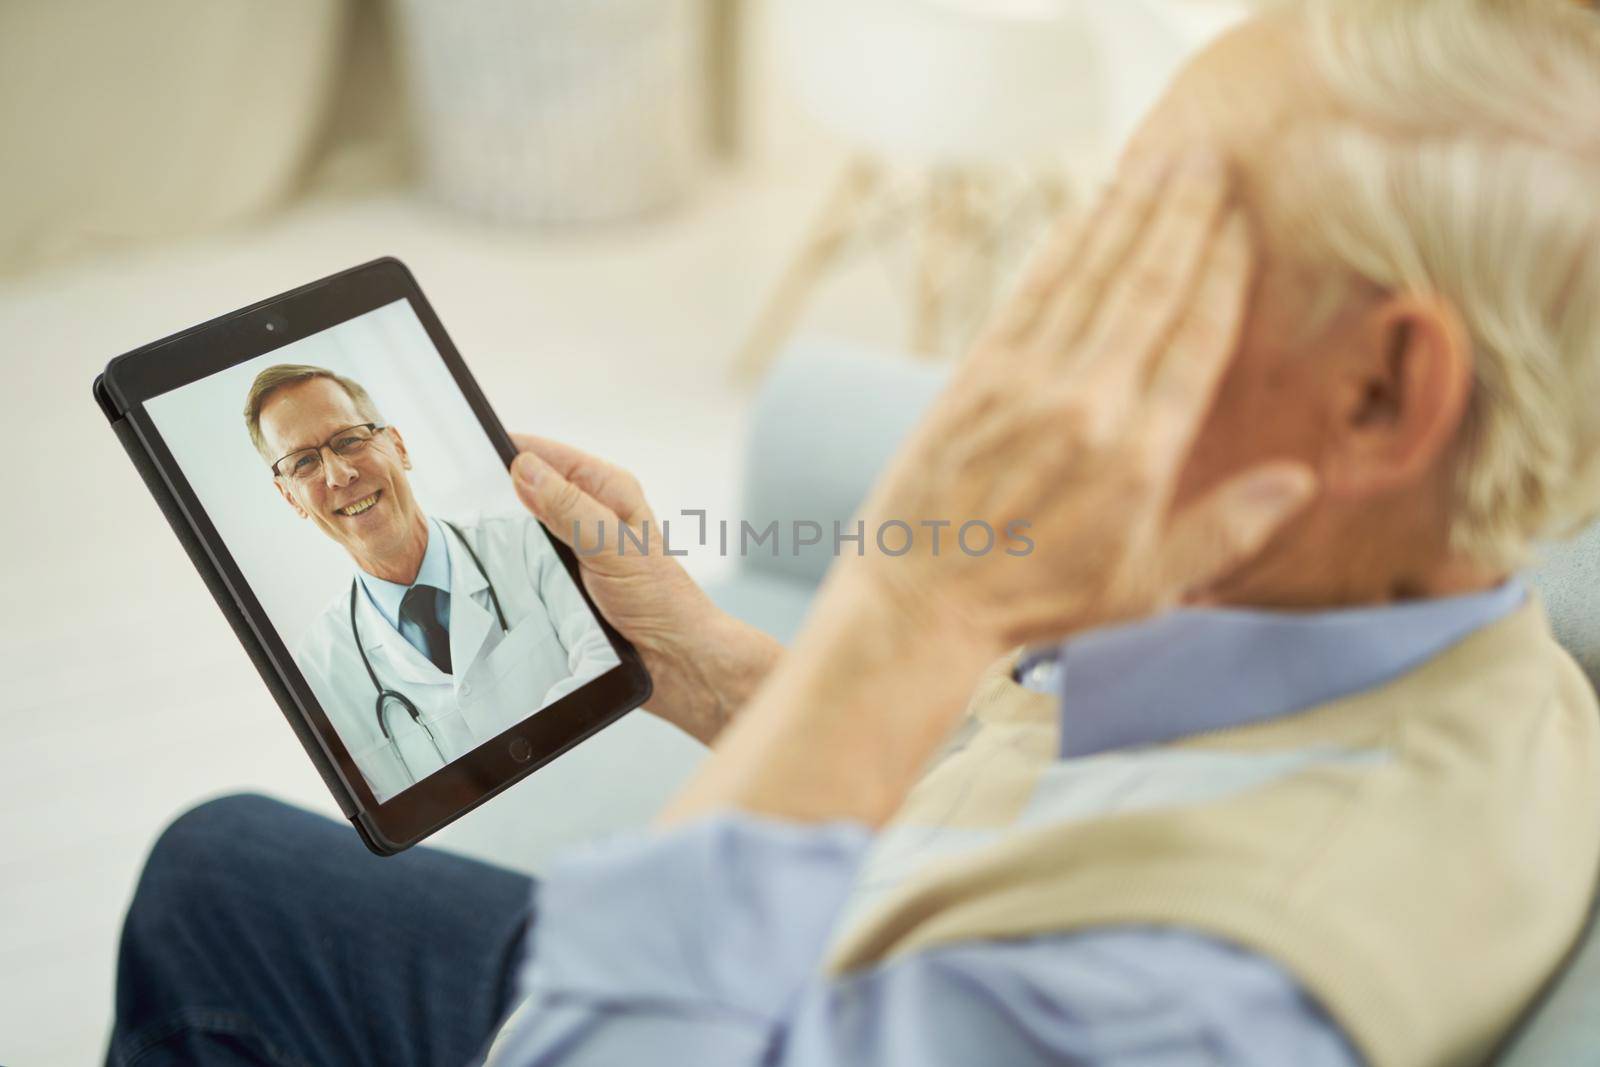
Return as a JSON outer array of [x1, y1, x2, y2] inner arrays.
[[508, 736, 533, 763]]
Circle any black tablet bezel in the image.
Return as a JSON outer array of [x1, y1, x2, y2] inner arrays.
[[100, 257, 652, 852]]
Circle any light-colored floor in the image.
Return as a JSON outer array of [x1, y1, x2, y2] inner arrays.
[[0, 149, 917, 1065]]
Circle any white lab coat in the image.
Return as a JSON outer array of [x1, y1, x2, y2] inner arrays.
[[294, 512, 619, 803]]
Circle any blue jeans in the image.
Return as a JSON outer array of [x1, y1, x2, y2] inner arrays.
[[106, 794, 534, 1067]]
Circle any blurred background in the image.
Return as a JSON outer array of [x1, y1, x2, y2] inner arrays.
[[0, 1, 1248, 1062]]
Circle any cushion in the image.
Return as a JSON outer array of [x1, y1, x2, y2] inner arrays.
[[1529, 519, 1600, 692], [704, 569, 818, 646], [741, 337, 947, 587]]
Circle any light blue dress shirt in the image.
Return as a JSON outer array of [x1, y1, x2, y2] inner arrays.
[[360, 516, 453, 660], [490, 581, 1526, 1067]]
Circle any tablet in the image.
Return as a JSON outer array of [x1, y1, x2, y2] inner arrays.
[[94, 257, 652, 854]]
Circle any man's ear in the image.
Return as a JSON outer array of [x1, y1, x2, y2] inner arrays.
[[273, 476, 309, 519], [1322, 293, 1474, 498], [387, 425, 413, 471]]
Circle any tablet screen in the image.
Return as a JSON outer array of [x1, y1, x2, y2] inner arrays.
[[144, 298, 621, 804]]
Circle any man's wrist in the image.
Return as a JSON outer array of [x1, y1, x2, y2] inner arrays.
[[658, 568, 1000, 828], [838, 555, 1011, 669], [695, 611, 785, 742], [645, 604, 783, 745]]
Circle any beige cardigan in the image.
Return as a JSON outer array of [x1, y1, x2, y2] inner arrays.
[[824, 601, 1600, 1067]]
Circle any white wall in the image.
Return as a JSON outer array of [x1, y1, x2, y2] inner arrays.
[[145, 298, 523, 646]]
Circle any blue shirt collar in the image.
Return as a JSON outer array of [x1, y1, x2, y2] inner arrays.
[[358, 516, 452, 630], [1020, 580, 1527, 759]]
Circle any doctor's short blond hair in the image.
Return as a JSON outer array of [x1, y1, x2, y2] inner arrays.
[[1269, 0, 1600, 566], [243, 363, 384, 465]]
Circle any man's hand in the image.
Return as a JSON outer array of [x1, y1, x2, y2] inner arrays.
[[660, 150, 1317, 829], [852, 153, 1316, 650], [509, 435, 781, 745]]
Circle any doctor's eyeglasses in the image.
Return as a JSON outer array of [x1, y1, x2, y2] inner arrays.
[[271, 423, 388, 481]]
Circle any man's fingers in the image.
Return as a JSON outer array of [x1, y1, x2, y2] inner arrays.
[[1032, 156, 1171, 360], [509, 433, 648, 522], [1157, 461, 1317, 597], [1142, 209, 1254, 462], [509, 432, 592, 475], [511, 451, 625, 555], [1078, 155, 1231, 398], [980, 211, 1090, 348]]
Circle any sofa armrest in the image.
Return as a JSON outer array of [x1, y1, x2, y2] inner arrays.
[[737, 336, 949, 589]]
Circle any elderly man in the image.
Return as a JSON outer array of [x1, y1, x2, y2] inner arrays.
[[109, 2, 1600, 1066], [244, 363, 618, 802]]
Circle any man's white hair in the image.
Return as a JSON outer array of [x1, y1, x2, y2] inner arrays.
[[1278, 0, 1600, 566]]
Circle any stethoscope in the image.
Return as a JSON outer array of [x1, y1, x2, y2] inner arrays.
[[348, 519, 510, 784]]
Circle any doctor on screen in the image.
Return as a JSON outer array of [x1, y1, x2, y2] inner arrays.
[[244, 363, 619, 803]]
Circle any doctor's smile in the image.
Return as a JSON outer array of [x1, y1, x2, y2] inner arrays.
[[337, 491, 383, 518]]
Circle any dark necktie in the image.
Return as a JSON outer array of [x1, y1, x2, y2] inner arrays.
[[400, 584, 452, 675]]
